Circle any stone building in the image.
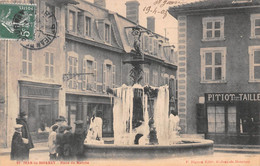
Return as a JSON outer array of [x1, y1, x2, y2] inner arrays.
[[169, 0, 260, 144], [0, 0, 177, 147]]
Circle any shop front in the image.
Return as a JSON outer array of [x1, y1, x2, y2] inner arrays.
[[19, 81, 60, 143], [197, 93, 260, 145], [66, 94, 113, 137]]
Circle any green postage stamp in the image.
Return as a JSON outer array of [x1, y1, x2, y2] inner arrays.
[[0, 3, 36, 40]]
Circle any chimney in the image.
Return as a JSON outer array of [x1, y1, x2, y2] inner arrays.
[[125, 0, 140, 24], [147, 16, 155, 32], [94, 0, 106, 8]]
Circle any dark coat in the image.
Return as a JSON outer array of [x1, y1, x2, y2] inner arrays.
[[73, 128, 86, 155], [11, 132, 28, 160], [16, 118, 34, 149], [63, 131, 74, 159]]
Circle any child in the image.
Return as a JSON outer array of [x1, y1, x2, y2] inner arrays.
[[48, 125, 58, 160]]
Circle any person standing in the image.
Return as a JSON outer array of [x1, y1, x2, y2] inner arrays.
[[73, 120, 87, 160], [48, 125, 58, 160], [10, 124, 27, 160], [63, 126, 73, 160], [16, 112, 34, 160]]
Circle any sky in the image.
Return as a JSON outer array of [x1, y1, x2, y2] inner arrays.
[[86, 0, 201, 47]]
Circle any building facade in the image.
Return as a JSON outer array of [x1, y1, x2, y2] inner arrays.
[[0, 0, 177, 148], [169, 0, 260, 144]]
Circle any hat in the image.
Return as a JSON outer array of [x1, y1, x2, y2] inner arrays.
[[14, 124, 23, 130], [74, 120, 83, 125], [65, 126, 72, 130], [55, 116, 66, 122], [19, 112, 27, 118]]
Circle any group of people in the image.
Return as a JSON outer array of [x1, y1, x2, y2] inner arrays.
[[48, 116, 87, 160], [11, 111, 103, 161]]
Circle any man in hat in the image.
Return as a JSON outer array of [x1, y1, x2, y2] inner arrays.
[[50, 116, 67, 134], [11, 124, 27, 160], [16, 111, 34, 160], [73, 120, 87, 160]]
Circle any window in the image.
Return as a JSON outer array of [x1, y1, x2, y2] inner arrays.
[[45, 4, 55, 34], [22, 48, 32, 76], [67, 52, 78, 89], [85, 16, 91, 36], [77, 11, 84, 35], [105, 24, 110, 43], [144, 35, 149, 52], [153, 40, 158, 55], [201, 47, 226, 83], [44, 52, 54, 78], [207, 106, 225, 133], [202, 17, 224, 41], [250, 14, 260, 38], [169, 76, 176, 100], [152, 70, 158, 86], [164, 73, 169, 85], [149, 37, 153, 53], [249, 46, 260, 82], [207, 105, 237, 134], [144, 67, 149, 85], [82, 56, 97, 91], [103, 60, 115, 92], [69, 10, 76, 32]]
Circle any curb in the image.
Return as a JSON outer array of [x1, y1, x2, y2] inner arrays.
[[214, 148, 260, 154], [0, 148, 48, 156]]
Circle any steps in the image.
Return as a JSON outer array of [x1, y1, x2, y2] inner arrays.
[[214, 144, 260, 154]]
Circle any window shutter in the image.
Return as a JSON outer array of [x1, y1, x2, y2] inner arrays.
[[112, 65, 116, 88], [94, 61, 97, 91], [222, 52, 226, 81], [82, 60, 86, 90], [201, 53, 205, 81], [103, 63, 106, 92]]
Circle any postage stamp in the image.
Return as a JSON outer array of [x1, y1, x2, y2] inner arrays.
[[0, 3, 36, 40]]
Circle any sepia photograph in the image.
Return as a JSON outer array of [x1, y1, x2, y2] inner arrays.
[[0, 0, 259, 166]]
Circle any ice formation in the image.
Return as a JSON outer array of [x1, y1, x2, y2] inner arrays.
[[112, 84, 171, 145]]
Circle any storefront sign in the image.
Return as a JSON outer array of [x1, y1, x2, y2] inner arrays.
[[205, 93, 260, 102]]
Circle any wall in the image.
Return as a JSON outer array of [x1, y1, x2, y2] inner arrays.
[[186, 9, 260, 134]]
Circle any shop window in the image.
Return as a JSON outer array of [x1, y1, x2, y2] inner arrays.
[[207, 106, 225, 133], [228, 106, 237, 133], [152, 70, 158, 86], [250, 14, 260, 38], [68, 10, 76, 32], [22, 48, 32, 76], [249, 46, 260, 82], [202, 17, 225, 41], [200, 47, 226, 83], [103, 60, 115, 92], [44, 52, 54, 78], [85, 16, 91, 37], [86, 104, 113, 136]]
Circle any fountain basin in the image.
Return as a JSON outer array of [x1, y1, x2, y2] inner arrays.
[[84, 139, 214, 159]]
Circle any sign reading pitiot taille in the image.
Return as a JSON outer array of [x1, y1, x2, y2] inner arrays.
[[205, 93, 260, 102]]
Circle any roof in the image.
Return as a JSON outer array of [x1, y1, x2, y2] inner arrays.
[[168, 0, 260, 18]]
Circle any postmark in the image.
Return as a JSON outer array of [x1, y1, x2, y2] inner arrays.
[[0, 3, 36, 40], [21, 7, 57, 50]]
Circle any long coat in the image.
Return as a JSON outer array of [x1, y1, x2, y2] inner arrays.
[[10, 132, 27, 160], [16, 118, 34, 149]]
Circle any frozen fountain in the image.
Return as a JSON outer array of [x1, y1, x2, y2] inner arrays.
[[83, 26, 213, 159]]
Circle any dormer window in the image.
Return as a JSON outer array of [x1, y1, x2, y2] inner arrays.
[[69, 10, 76, 32], [105, 23, 111, 43], [85, 16, 91, 37]]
